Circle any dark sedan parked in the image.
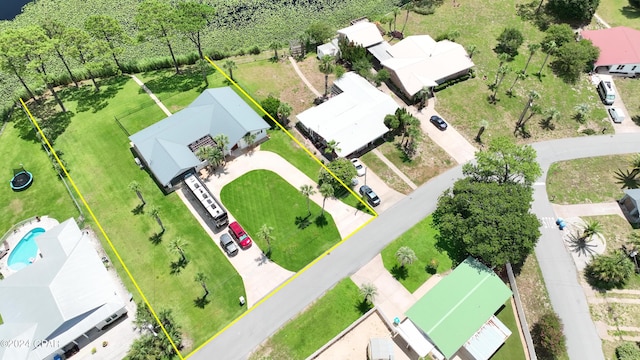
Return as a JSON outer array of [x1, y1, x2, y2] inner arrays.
[[430, 115, 448, 131]]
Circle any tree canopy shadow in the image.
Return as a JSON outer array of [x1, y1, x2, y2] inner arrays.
[[315, 214, 328, 227], [60, 76, 128, 113], [390, 264, 409, 280], [131, 204, 145, 215], [621, 5, 640, 19], [565, 232, 598, 257], [169, 258, 189, 274], [141, 67, 207, 95], [295, 214, 312, 229], [193, 296, 210, 309], [434, 233, 468, 266], [631, 115, 640, 127], [12, 101, 74, 144], [149, 231, 164, 245], [355, 299, 373, 315]]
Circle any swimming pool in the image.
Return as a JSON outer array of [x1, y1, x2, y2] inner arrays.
[[7, 227, 45, 271]]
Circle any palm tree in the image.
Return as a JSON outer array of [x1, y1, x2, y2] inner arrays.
[[615, 168, 640, 189], [213, 134, 229, 157], [360, 283, 378, 304], [508, 72, 526, 94], [223, 60, 237, 81], [319, 182, 334, 215], [196, 58, 209, 87], [299, 184, 316, 215], [256, 224, 275, 255], [573, 103, 590, 123], [129, 180, 145, 206], [541, 107, 560, 130], [243, 132, 257, 148], [536, 0, 545, 14], [466, 44, 478, 59], [395, 246, 418, 268], [492, 64, 510, 102], [581, 220, 603, 241], [324, 140, 341, 157], [515, 90, 540, 132], [207, 147, 224, 170], [522, 43, 541, 74], [497, 53, 510, 69], [269, 42, 280, 60], [586, 251, 635, 289], [538, 40, 556, 77], [148, 205, 165, 233], [195, 145, 211, 161], [415, 86, 430, 109], [318, 55, 335, 97], [168, 237, 188, 263], [475, 119, 489, 143], [194, 272, 209, 298], [278, 102, 292, 124], [392, 7, 401, 32], [400, 1, 414, 35], [629, 154, 640, 178]]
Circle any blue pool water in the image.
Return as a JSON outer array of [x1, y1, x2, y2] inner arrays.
[[8, 227, 45, 270]]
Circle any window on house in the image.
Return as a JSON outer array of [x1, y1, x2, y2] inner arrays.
[[632, 66, 637, 71], [616, 65, 625, 70]]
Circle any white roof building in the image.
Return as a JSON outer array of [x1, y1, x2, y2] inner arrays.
[[0, 219, 127, 360], [337, 20, 384, 48], [296, 72, 398, 158], [381, 35, 475, 97]]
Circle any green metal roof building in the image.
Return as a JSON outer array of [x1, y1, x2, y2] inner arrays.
[[405, 257, 512, 359]]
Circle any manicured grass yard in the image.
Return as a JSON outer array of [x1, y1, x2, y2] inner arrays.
[[615, 77, 640, 125], [402, 0, 609, 144], [546, 154, 634, 204], [261, 129, 321, 180], [596, 0, 640, 29], [248, 278, 368, 360], [0, 112, 78, 233], [381, 215, 453, 293], [220, 170, 341, 271], [36, 77, 245, 353], [492, 301, 527, 360]]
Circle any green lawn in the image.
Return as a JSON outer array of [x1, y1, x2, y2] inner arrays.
[[37, 77, 245, 353], [492, 301, 527, 360], [0, 112, 78, 234], [220, 170, 341, 271], [249, 278, 369, 360], [546, 154, 634, 204], [261, 129, 322, 180], [615, 77, 640, 126], [402, 0, 609, 144], [381, 215, 453, 293], [596, 0, 640, 29]]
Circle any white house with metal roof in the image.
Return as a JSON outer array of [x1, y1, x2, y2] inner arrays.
[[296, 72, 398, 158], [0, 219, 127, 360], [381, 35, 475, 98], [337, 20, 384, 48], [129, 87, 270, 191]]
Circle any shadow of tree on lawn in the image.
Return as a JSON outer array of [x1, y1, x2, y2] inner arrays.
[[149, 232, 164, 245], [390, 264, 409, 280], [193, 296, 210, 309], [169, 258, 189, 275], [355, 299, 373, 315]]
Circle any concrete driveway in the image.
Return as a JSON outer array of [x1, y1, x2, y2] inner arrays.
[[591, 74, 639, 134], [357, 163, 406, 215]]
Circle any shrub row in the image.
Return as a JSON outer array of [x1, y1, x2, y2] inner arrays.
[[434, 70, 476, 92]]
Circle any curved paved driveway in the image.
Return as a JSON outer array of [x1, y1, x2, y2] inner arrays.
[[190, 134, 640, 360]]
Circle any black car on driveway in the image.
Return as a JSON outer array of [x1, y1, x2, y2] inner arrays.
[[430, 115, 448, 131], [359, 185, 381, 207]]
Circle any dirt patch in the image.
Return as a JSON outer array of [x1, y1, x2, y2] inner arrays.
[[295, 56, 335, 96], [515, 254, 554, 331]]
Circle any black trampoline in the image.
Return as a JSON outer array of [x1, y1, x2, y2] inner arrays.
[[10, 168, 33, 191]]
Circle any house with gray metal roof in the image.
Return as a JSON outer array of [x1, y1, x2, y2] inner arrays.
[[0, 219, 127, 360], [129, 87, 270, 191]]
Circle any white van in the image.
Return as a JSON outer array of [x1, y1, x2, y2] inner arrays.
[[597, 80, 616, 105]]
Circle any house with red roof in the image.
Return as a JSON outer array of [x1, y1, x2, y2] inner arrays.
[[580, 26, 640, 76]]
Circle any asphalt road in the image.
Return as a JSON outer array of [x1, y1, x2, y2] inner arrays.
[[191, 134, 640, 360]]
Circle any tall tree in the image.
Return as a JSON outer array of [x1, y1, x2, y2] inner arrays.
[[319, 182, 334, 215], [65, 27, 107, 91], [463, 136, 542, 186], [129, 180, 146, 206], [148, 205, 165, 233], [496, 27, 524, 58], [318, 158, 357, 190], [585, 251, 635, 289], [395, 246, 418, 268], [0, 29, 38, 102], [256, 224, 275, 255], [277, 102, 292, 124], [196, 58, 210, 87], [415, 86, 430, 109], [547, 0, 600, 23], [515, 90, 541, 132], [467, 44, 478, 59], [194, 272, 209, 298], [223, 60, 237, 81], [522, 43, 541, 74], [433, 178, 541, 267], [508, 72, 526, 94], [175, 1, 215, 60], [25, 26, 66, 112], [128, 305, 182, 359], [324, 139, 341, 157], [40, 20, 78, 87], [318, 55, 335, 97], [299, 184, 316, 215], [168, 237, 188, 263], [213, 134, 229, 156], [580, 220, 603, 241], [392, 7, 402, 32], [269, 42, 280, 60], [491, 64, 511, 102], [136, 0, 180, 74], [538, 40, 557, 77], [551, 39, 600, 83], [84, 15, 127, 72]]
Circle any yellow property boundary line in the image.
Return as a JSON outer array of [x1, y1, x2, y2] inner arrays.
[[20, 55, 379, 359]]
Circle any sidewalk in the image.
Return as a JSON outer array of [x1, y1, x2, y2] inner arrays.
[[287, 57, 322, 98]]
